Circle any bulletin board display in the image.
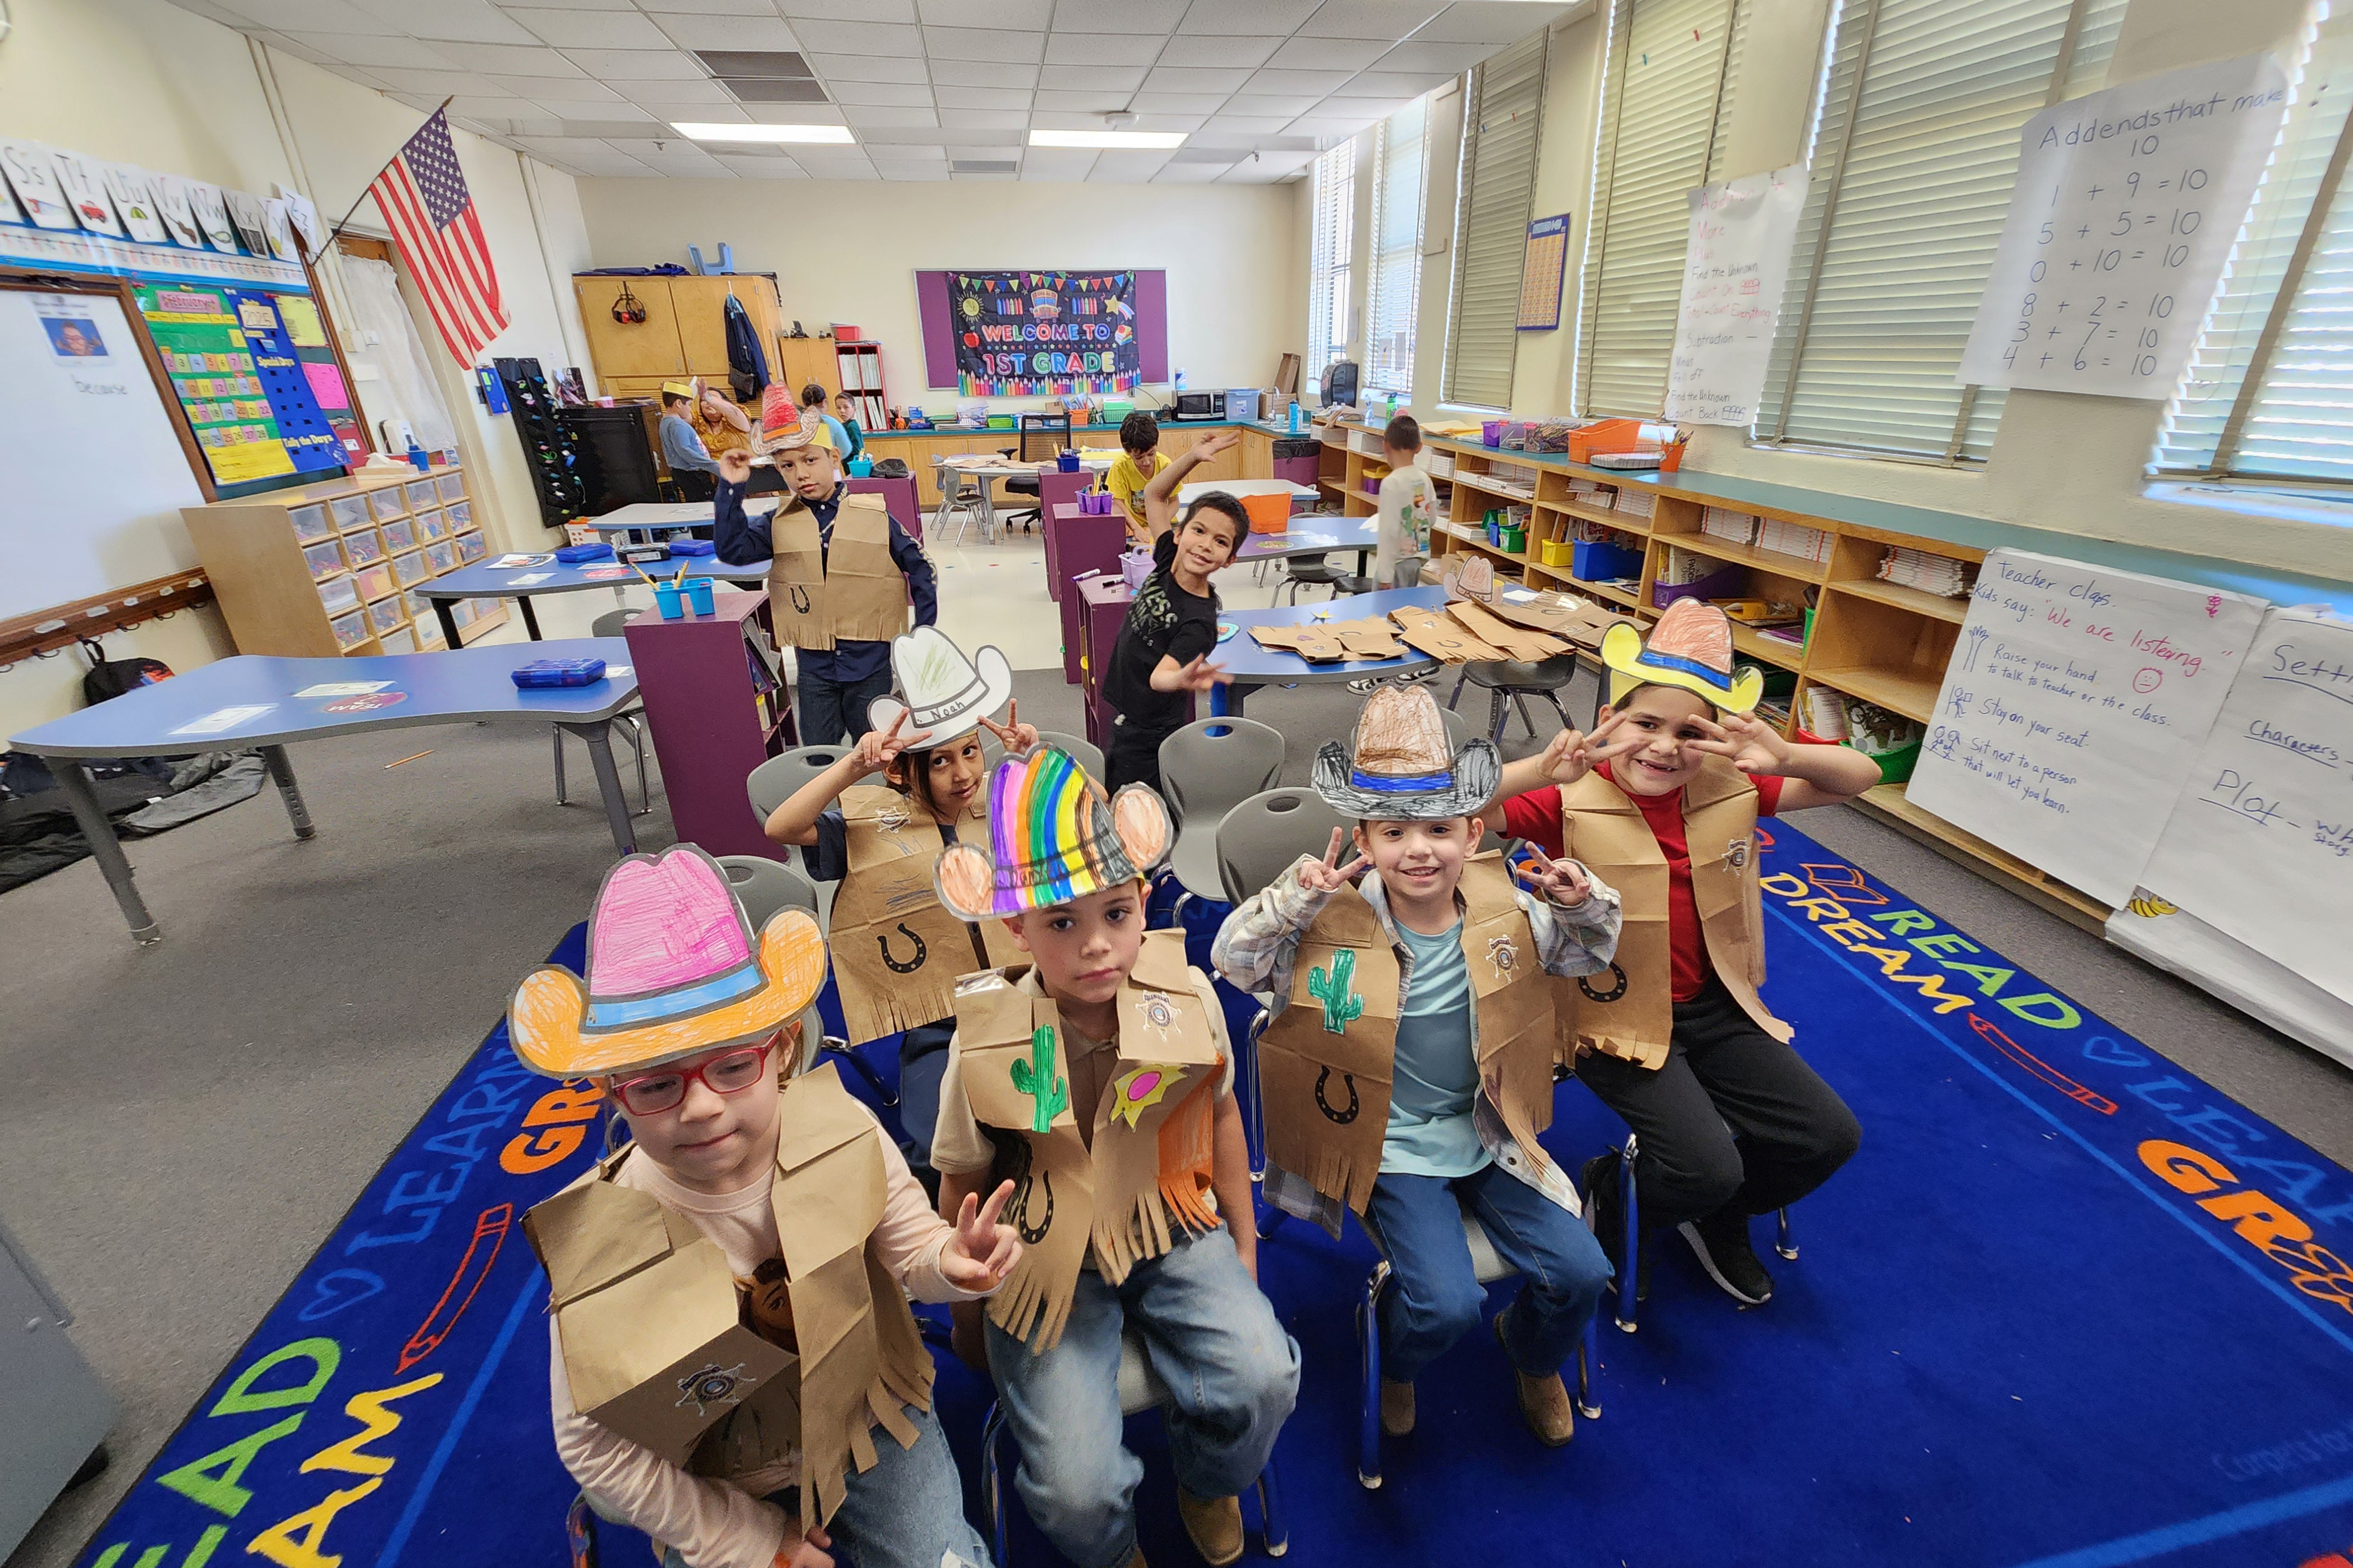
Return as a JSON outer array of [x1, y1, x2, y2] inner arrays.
[[235, 288, 364, 463], [918, 269, 1168, 391], [133, 284, 341, 488], [1517, 213, 1571, 331], [946, 269, 1140, 396]]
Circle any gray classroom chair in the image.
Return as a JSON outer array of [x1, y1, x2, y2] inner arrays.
[[1448, 655, 1581, 746], [1216, 787, 1350, 907], [713, 850, 893, 1104], [1035, 728, 1104, 780], [746, 746, 851, 878], [552, 605, 652, 817], [1159, 717, 1285, 900]]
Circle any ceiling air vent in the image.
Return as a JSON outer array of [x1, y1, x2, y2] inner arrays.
[[694, 51, 813, 78], [952, 159, 1020, 174]]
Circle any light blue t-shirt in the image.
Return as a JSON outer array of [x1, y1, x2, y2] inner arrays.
[[1384, 918, 1491, 1179]]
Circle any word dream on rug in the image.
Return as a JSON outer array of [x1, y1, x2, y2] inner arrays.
[[71, 824, 2353, 1568]]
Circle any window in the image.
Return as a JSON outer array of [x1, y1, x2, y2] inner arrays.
[[1309, 142, 1357, 383], [1756, 0, 2128, 462], [1366, 95, 1432, 399], [2156, 8, 2353, 484], [1575, 0, 1747, 417], [1443, 28, 1550, 409]]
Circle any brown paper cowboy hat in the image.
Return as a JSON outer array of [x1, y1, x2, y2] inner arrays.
[[1313, 683, 1501, 820]]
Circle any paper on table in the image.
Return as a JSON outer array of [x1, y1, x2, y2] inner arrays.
[[295, 681, 393, 697], [1663, 162, 1807, 428], [492, 553, 555, 568], [509, 572, 553, 585], [171, 703, 274, 736]]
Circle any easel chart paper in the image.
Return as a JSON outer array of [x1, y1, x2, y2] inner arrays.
[[2134, 608, 2353, 1007], [1907, 550, 2267, 907], [1664, 163, 1805, 428]]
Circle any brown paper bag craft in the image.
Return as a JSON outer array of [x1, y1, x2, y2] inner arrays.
[[1389, 606, 1507, 664], [509, 846, 931, 1530], [762, 401, 906, 650]]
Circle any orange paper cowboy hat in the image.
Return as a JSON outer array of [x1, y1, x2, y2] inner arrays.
[[508, 845, 827, 1080]]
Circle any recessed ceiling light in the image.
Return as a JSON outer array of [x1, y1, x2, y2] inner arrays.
[[1029, 129, 1187, 149], [672, 122, 855, 144]]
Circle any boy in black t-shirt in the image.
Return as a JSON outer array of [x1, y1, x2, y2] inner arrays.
[[1103, 492, 1245, 791]]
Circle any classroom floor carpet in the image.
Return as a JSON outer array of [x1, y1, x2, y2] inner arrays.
[[47, 813, 2353, 1568]]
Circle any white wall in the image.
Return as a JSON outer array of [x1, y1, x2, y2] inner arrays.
[[0, 0, 595, 736], [572, 177, 1304, 415]]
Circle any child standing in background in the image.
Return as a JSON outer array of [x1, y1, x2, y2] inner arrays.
[[1106, 410, 1168, 544], [1374, 414, 1437, 589], [1101, 495, 1244, 792], [799, 381, 852, 456]]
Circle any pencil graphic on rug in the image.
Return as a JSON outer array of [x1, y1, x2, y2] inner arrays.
[[398, 1201, 513, 1373]]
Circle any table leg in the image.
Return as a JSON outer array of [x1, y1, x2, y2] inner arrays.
[[566, 721, 638, 856], [434, 599, 461, 648], [1224, 682, 1258, 718], [520, 596, 544, 640], [260, 745, 318, 840], [49, 758, 159, 944]]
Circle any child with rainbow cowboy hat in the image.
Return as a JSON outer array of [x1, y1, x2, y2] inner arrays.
[[928, 745, 1299, 1568], [1484, 596, 1875, 1309], [512, 845, 1022, 1568]]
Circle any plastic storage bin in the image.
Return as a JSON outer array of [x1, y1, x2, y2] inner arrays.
[[301, 539, 346, 581], [1224, 388, 1258, 421], [329, 492, 373, 531], [355, 562, 396, 600], [511, 658, 608, 688], [368, 486, 408, 523], [454, 531, 486, 563], [404, 589, 436, 621], [367, 595, 408, 635], [329, 608, 371, 650], [344, 529, 386, 567], [316, 575, 360, 615], [446, 499, 473, 530], [437, 471, 465, 503], [1572, 540, 1645, 582], [423, 539, 457, 573], [405, 478, 440, 511], [378, 625, 417, 655], [380, 516, 418, 552], [415, 508, 448, 542], [391, 550, 428, 586], [288, 504, 332, 543]]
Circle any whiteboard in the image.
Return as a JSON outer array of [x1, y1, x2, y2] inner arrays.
[[0, 288, 204, 621], [1906, 549, 2268, 906], [1663, 162, 1807, 427], [2130, 607, 2353, 1007], [1958, 52, 2287, 398]]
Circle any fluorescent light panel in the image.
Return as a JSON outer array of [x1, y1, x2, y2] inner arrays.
[[1029, 129, 1187, 149], [672, 122, 855, 144]]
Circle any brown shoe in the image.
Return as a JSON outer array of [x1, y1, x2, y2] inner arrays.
[[1494, 1309, 1575, 1447], [1380, 1376, 1416, 1436], [1176, 1491, 1244, 1567]]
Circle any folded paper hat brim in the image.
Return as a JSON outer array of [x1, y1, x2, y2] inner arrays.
[[508, 909, 826, 1079], [1311, 736, 1502, 820], [866, 645, 1016, 746], [1598, 619, 1764, 715]]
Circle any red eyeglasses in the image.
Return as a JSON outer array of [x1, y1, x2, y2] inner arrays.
[[609, 1037, 779, 1117]]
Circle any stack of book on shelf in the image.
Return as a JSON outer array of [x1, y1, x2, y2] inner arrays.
[[746, 636, 784, 733], [1805, 685, 1851, 739], [1878, 546, 1973, 596], [1758, 518, 1832, 563], [1658, 546, 1709, 585], [1701, 507, 1758, 545], [1612, 488, 1657, 520]]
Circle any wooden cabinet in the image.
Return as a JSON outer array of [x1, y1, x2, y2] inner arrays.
[[774, 337, 836, 401], [671, 276, 780, 381], [575, 273, 785, 392], [575, 278, 689, 380]]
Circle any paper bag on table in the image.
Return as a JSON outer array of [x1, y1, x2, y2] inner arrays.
[[1447, 599, 1568, 662], [1389, 608, 1506, 663]]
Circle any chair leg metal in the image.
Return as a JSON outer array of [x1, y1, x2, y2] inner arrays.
[[1512, 694, 1538, 739], [621, 715, 651, 816], [1256, 1456, 1290, 1557], [1576, 1323, 1601, 1420], [1615, 1136, 1641, 1333], [981, 1402, 1010, 1568], [1487, 689, 1509, 746], [552, 728, 568, 806], [822, 1041, 899, 1107], [1446, 666, 1471, 710], [1358, 1260, 1390, 1489], [1777, 1206, 1798, 1260], [1542, 688, 1577, 730]]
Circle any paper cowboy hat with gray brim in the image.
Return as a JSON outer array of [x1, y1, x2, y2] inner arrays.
[[1312, 683, 1502, 821], [865, 627, 1017, 745]]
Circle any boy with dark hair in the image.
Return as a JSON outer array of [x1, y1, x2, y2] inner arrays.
[[1101, 494, 1243, 792], [1374, 414, 1436, 589], [1106, 410, 1167, 543]]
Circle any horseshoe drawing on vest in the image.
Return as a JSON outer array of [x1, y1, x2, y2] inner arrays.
[[1579, 962, 1629, 1004], [1314, 1065, 1359, 1125], [878, 922, 927, 973], [1003, 1142, 1054, 1245], [789, 583, 812, 614]]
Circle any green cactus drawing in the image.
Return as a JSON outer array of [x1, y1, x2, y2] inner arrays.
[[1308, 949, 1365, 1035], [1008, 1025, 1069, 1132]]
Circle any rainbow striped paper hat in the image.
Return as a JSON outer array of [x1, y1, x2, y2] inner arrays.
[[935, 744, 1171, 921]]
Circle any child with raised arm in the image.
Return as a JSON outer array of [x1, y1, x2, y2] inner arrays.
[[1136, 429, 1241, 541], [929, 747, 1299, 1568], [1484, 599, 1872, 1307], [513, 845, 1021, 1568], [1100, 493, 1244, 792], [1212, 684, 1621, 1447]]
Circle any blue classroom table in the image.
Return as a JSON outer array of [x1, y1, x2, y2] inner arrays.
[[1233, 515, 1379, 570], [1213, 585, 1447, 716], [6, 639, 642, 944], [416, 556, 763, 645]]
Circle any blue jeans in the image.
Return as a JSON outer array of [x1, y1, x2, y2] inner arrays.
[[984, 1227, 1300, 1568], [797, 665, 895, 748], [1364, 1162, 1613, 1384], [657, 1402, 985, 1568]]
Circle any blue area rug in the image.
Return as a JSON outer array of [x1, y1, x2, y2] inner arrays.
[[73, 822, 2353, 1568]]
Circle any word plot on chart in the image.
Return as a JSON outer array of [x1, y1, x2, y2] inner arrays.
[[1961, 52, 2286, 398]]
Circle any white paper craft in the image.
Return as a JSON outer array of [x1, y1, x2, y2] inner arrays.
[[151, 174, 205, 249], [170, 703, 275, 736], [294, 682, 395, 698], [224, 190, 271, 257], [1, 141, 77, 229], [1664, 162, 1807, 428], [49, 151, 124, 238], [274, 184, 324, 256], [187, 182, 238, 252], [1959, 52, 2288, 398], [102, 164, 169, 245], [1906, 549, 2267, 906], [261, 198, 299, 262], [2108, 895, 2353, 1070]]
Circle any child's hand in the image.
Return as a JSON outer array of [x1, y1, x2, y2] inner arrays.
[[1690, 712, 1794, 776], [716, 447, 753, 486], [1296, 828, 1370, 895], [772, 1524, 832, 1568], [978, 699, 1039, 755], [853, 710, 934, 776], [1198, 431, 1240, 459], [1532, 710, 1637, 786], [1512, 843, 1592, 906], [940, 1180, 1022, 1292], [1169, 653, 1226, 693]]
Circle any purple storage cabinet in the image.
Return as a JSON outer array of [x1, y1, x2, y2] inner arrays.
[[847, 474, 921, 542], [1038, 469, 1094, 602], [1074, 574, 1191, 751], [1055, 502, 1134, 683], [626, 588, 793, 858]]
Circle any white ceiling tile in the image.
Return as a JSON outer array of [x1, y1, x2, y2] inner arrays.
[[1285, 113, 1373, 137], [868, 142, 950, 159], [654, 0, 786, 11], [1126, 91, 1227, 112], [1155, 162, 1231, 181], [719, 154, 815, 176], [1241, 146, 1318, 171], [1154, 34, 1278, 67], [1053, 0, 1188, 29], [428, 40, 588, 75], [503, 0, 641, 9], [1199, 113, 1293, 134], [365, 66, 503, 94], [499, 73, 625, 99], [1176, 0, 1321, 34], [652, 15, 805, 50], [216, 0, 401, 33], [794, 19, 925, 53], [1028, 109, 1200, 131], [1036, 65, 1146, 91], [928, 59, 1038, 87], [1225, 93, 1318, 116], [619, 79, 733, 104], [811, 52, 931, 83], [320, 63, 396, 91], [654, 103, 753, 122], [917, 0, 1051, 22], [365, 0, 538, 44], [829, 79, 934, 105], [1089, 149, 1173, 179], [1317, 91, 1407, 118], [863, 125, 997, 143], [746, 103, 849, 122], [1020, 149, 1100, 179], [1332, 68, 1454, 96], [1265, 36, 1387, 69], [282, 32, 455, 66], [1297, 0, 1447, 38], [1031, 86, 1131, 109], [923, 26, 1045, 63], [505, 7, 668, 46], [783, 0, 916, 18], [1142, 65, 1252, 92], [794, 156, 880, 179], [561, 106, 659, 125], [558, 146, 661, 174], [564, 46, 709, 77], [1415, 1, 1562, 44], [936, 108, 1031, 129], [1043, 33, 1165, 66], [1372, 39, 1494, 72], [842, 104, 941, 126], [442, 94, 550, 116], [1246, 67, 1351, 93], [934, 85, 1029, 108]]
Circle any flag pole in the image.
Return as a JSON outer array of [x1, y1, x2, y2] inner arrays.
[[325, 96, 455, 243]]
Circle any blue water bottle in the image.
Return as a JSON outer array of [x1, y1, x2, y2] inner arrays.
[[1288, 400, 1302, 433]]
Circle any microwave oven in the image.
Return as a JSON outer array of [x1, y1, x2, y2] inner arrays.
[[1169, 392, 1224, 421]]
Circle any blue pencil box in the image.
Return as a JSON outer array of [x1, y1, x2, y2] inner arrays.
[[554, 542, 613, 563], [511, 658, 607, 689], [667, 539, 715, 557]]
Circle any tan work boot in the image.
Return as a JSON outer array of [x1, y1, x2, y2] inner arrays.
[[1176, 1490, 1244, 1567], [1494, 1309, 1575, 1447], [1380, 1376, 1416, 1436]]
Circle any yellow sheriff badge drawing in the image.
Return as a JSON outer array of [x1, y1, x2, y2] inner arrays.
[[1110, 1062, 1186, 1128]]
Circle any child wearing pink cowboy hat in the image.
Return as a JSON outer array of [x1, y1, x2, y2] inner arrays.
[[515, 845, 1020, 1568]]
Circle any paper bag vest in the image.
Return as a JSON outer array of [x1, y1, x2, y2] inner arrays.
[[827, 785, 1022, 1045], [768, 491, 908, 650], [1257, 854, 1558, 1217], [951, 929, 1224, 1352], [1554, 758, 1785, 1069], [524, 1065, 934, 1530]]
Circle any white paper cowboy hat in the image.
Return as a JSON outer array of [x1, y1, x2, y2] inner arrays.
[[1599, 598, 1764, 715], [865, 628, 1017, 745], [1443, 555, 1498, 604], [1312, 684, 1501, 821]]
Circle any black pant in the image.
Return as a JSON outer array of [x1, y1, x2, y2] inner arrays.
[[1105, 716, 1175, 792], [1576, 977, 1861, 1232]]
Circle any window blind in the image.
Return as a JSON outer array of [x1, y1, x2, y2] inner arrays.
[[1756, 0, 2128, 462], [1576, 0, 1744, 418], [1308, 142, 1356, 379], [1442, 28, 1549, 410], [1367, 95, 1432, 398], [2155, 10, 2353, 481]]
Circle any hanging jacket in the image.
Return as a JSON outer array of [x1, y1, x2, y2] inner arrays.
[[724, 293, 771, 402]]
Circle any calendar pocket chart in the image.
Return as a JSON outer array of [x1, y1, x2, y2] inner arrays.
[[1959, 52, 2287, 398]]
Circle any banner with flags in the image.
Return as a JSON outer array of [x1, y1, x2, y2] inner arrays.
[[368, 110, 507, 366], [950, 269, 1138, 396]]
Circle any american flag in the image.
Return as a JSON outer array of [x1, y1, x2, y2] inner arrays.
[[369, 109, 507, 365]]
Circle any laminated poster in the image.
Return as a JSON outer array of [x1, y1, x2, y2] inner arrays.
[[135, 283, 295, 486], [102, 164, 170, 245]]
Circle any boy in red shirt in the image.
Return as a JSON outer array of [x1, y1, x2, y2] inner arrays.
[[1489, 600, 1877, 1306]]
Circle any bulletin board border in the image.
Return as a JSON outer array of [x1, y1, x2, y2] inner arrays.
[[916, 268, 1168, 391]]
